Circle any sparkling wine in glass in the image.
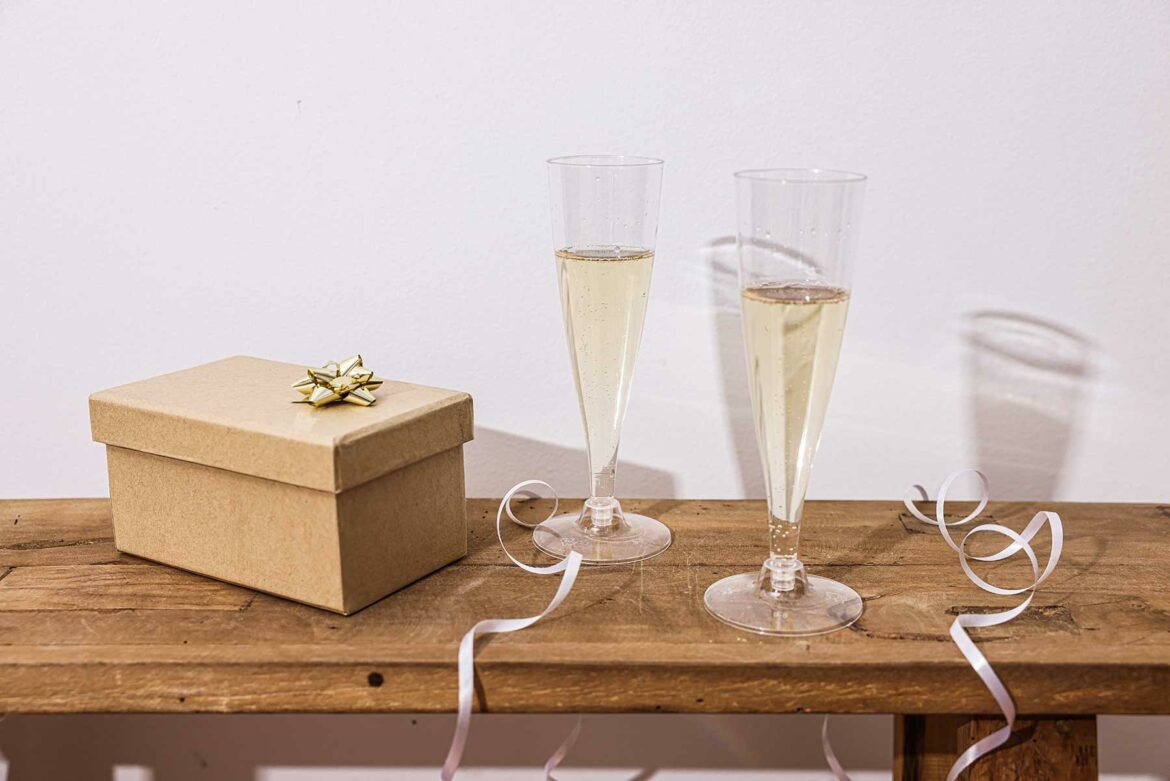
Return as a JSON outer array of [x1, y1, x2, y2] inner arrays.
[[705, 168, 866, 635], [534, 155, 672, 564]]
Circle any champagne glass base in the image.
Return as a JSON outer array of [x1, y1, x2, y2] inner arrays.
[[533, 512, 672, 565], [704, 572, 863, 636]]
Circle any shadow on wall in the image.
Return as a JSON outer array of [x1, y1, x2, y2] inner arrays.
[[464, 427, 678, 499], [707, 237, 763, 497], [0, 712, 893, 780], [965, 312, 1094, 500]]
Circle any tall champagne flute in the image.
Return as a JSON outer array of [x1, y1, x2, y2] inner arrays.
[[705, 168, 866, 635], [533, 155, 673, 564]]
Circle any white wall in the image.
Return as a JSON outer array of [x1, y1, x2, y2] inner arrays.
[[2, 1, 1168, 779]]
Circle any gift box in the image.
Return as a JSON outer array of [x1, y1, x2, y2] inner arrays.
[[89, 355, 473, 614]]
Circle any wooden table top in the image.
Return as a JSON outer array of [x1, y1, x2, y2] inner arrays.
[[0, 498, 1167, 715]]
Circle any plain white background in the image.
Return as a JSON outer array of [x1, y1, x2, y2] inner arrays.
[[2, 1, 1168, 778]]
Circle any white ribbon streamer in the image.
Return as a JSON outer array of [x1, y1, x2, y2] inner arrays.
[[821, 715, 849, 780], [824, 469, 1064, 781], [440, 481, 584, 780]]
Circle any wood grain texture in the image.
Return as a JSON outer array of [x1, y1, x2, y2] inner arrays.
[[894, 715, 966, 780], [894, 714, 1097, 780], [0, 564, 254, 611], [0, 498, 1168, 714]]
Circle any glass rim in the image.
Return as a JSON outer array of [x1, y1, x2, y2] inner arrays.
[[734, 167, 867, 184], [548, 154, 664, 168]]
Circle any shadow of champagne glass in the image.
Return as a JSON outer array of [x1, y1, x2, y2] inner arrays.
[[966, 311, 1094, 500], [706, 237, 763, 497], [464, 427, 678, 499]]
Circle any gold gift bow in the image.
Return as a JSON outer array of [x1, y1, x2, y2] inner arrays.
[[292, 355, 384, 407]]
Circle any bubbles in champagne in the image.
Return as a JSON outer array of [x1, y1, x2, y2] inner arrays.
[[741, 283, 849, 558], [556, 247, 654, 491]]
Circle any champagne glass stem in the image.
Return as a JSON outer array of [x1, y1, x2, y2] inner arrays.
[[766, 509, 803, 592], [769, 512, 801, 562], [591, 465, 616, 504], [766, 457, 801, 563], [586, 463, 618, 527]]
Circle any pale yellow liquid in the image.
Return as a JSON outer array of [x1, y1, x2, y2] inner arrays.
[[741, 283, 849, 558], [557, 247, 654, 489]]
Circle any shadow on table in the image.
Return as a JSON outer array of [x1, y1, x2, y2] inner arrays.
[[965, 311, 1095, 501]]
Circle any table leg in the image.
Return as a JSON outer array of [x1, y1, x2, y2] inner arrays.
[[894, 714, 1097, 780]]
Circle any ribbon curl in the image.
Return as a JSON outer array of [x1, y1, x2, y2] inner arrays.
[[292, 355, 384, 407], [440, 481, 584, 780], [824, 469, 1063, 781]]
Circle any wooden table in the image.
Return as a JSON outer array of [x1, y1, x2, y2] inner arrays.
[[2, 498, 1167, 779]]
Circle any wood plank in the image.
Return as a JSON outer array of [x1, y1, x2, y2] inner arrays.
[[894, 715, 966, 780], [0, 498, 122, 567], [962, 716, 1097, 780], [0, 564, 253, 611], [0, 498, 1167, 714], [0, 655, 1163, 715], [894, 714, 1097, 780]]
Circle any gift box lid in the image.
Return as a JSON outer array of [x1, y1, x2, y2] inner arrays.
[[90, 356, 473, 493]]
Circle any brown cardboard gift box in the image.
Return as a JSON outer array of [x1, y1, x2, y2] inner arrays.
[[89, 356, 473, 614]]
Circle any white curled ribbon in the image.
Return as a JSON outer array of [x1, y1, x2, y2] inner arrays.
[[824, 469, 1064, 781], [440, 480, 585, 780]]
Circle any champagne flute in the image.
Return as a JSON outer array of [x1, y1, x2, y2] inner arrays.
[[533, 155, 673, 564], [705, 168, 866, 635]]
